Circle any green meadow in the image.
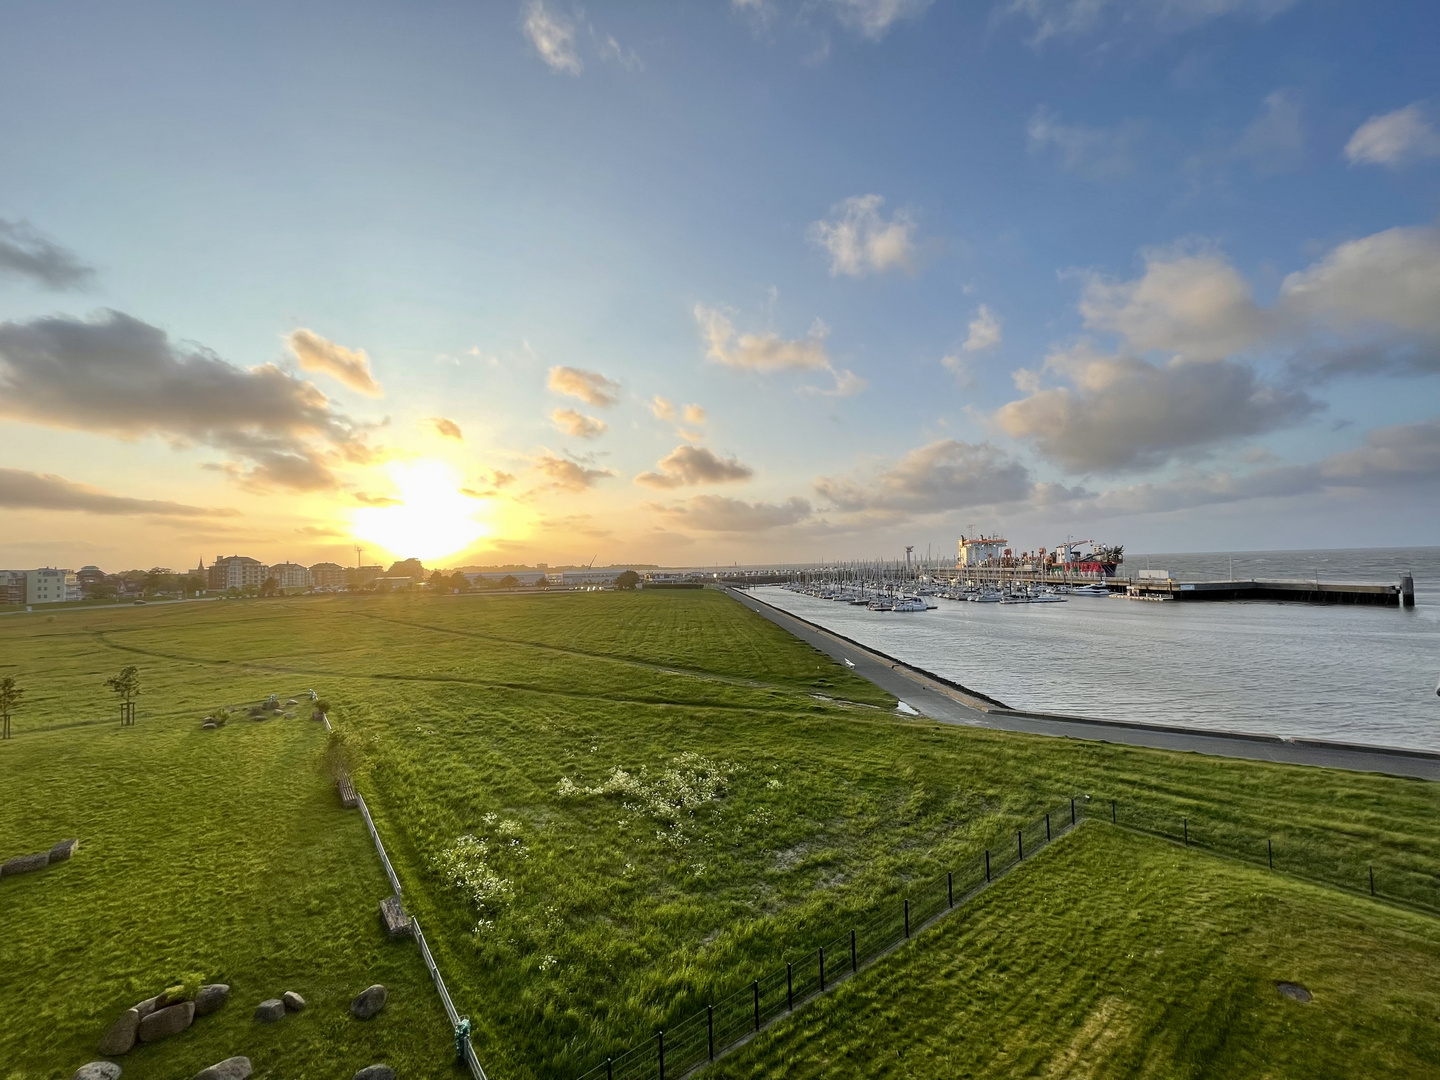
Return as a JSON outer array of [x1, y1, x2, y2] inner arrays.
[[1, 589, 1437, 1079]]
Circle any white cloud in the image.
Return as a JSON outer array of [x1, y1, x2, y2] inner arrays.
[[651, 494, 812, 533], [1002, 0, 1299, 47], [427, 417, 464, 441], [649, 395, 675, 420], [533, 454, 613, 491], [1345, 104, 1440, 168], [962, 305, 1002, 352], [636, 445, 754, 489], [682, 403, 706, 425], [551, 408, 608, 439], [596, 31, 642, 71], [823, 0, 935, 40], [695, 305, 832, 371], [522, 0, 582, 74], [1279, 225, 1440, 341], [815, 439, 1039, 514], [548, 365, 621, 406], [1231, 89, 1304, 174], [1027, 107, 1140, 179], [287, 328, 384, 398], [808, 195, 918, 277]]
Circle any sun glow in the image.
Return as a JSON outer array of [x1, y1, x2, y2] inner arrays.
[[352, 460, 490, 562]]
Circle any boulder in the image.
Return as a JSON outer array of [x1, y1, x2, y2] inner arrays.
[[72, 1064, 122, 1080], [202, 722, 218, 730], [49, 838, 80, 862], [133, 993, 167, 1019], [282, 990, 305, 1012], [194, 984, 230, 1017], [191, 1056, 253, 1080], [253, 998, 285, 1023], [353, 1067, 396, 1080], [1, 851, 50, 877], [138, 1000, 194, 1042], [285, 698, 299, 705], [98, 1008, 140, 1055], [349, 984, 387, 1020]]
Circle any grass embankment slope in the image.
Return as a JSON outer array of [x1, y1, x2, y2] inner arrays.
[[2, 589, 1438, 1079], [0, 713, 450, 1080], [713, 824, 1440, 1080]]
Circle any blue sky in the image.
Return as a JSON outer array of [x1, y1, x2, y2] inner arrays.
[[1, 0, 1437, 570]]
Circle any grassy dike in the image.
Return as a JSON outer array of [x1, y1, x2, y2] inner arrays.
[[2, 588, 1438, 1078]]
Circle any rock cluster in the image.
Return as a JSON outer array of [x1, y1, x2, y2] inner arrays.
[[98, 985, 228, 1055], [254, 991, 305, 1023], [350, 984, 388, 1020], [1, 838, 80, 879]]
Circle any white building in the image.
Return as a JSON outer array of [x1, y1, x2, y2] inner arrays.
[[0, 571, 25, 605], [269, 562, 313, 590], [559, 568, 630, 586], [22, 568, 82, 604], [309, 562, 348, 589], [209, 555, 270, 590]]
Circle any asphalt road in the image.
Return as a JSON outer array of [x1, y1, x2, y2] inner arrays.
[[726, 587, 1440, 782]]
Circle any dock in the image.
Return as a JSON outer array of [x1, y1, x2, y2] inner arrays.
[[1121, 574, 1414, 607]]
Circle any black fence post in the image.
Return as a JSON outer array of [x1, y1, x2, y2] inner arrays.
[[1183, 818, 1189, 847], [904, 898, 910, 938], [1111, 799, 1116, 824], [753, 980, 759, 1032], [820, 947, 826, 991], [1370, 865, 1375, 896], [708, 1004, 714, 1061], [787, 962, 794, 1010], [947, 870, 953, 908], [606, 1058, 612, 1080], [985, 849, 991, 882], [1017, 829, 1024, 860], [1046, 813, 1051, 842], [850, 928, 857, 972], [1268, 839, 1273, 869], [1071, 798, 1076, 826], [658, 1030, 665, 1080]]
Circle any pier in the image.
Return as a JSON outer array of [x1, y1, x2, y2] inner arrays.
[[1120, 575, 1413, 607]]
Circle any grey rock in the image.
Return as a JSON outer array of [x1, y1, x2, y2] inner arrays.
[[138, 1000, 194, 1042], [133, 993, 167, 1019], [191, 1056, 253, 1080], [98, 1008, 140, 1055], [72, 1063, 122, 1080], [353, 1067, 396, 1080], [1, 851, 50, 877], [49, 838, 80, 862], [349, 984, 387, 1020], [281, 990, 305, 1012], [202, 722, 218, 730], [253, 998, 285, 1023], [193, 984, 230, 1017], [285, 698, 299, 705]]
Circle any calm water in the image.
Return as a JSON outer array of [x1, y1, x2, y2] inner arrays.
[[755, 547, 1440, 753]]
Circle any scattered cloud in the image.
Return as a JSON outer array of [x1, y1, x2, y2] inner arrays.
[[351, 491, 403, 507], [287, 328, 384, 397], [695, 305, 832, 372], [0, 467, 236, 517], [994, 343, 1318, 473], [595, 30, 642, 71], [521, 0, 581, 74], [551, 407, 608, 439], [427, 417, 464, 441], [1345, 103, 1440, 168], [816, 439, 1039, 514], [0, 310, 372, 491], [652, 494, 813, 532], [1028, 107, 1140, 179], [636, 445, 755, 488], [808, 195, 918, 277], [548, 365, 621, 406], [1231, 89, 1304, 174], [682, 403, 706, 425], [823, 0, 934, 39], [533, 454, 613, 491], [650, 395, 676, 420], [800, 368, 868, 397], [0, 219, 95, 290], [962, 305, 1002, 352], [1001, 0, 1299, 47]]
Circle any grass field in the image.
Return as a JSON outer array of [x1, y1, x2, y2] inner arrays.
[[711, 823, 1440, 1079], [2, 589, 1438, 1079]]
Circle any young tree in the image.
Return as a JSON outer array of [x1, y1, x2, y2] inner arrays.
[[429, 569, 446, 589], [0, 676, 22, 739], [106, 665, 141, 726], [447, 570, 471, 593], [615, 570, 641, 591], [259, 576, 279, 597], [498, 575, 519, 589]]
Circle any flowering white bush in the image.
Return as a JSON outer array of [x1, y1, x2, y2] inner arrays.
[[557, 752, 737, 844], [434, 833, 514, 928]]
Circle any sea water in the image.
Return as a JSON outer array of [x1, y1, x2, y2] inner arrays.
[[754, 547, 1440, 753]]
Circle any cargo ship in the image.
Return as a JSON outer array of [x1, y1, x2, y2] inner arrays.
[[959, 534, 1124, 578]]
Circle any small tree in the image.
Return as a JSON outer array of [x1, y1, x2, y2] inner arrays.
[[259, 576, 279, 598], [499, 575, 519, 589], [447, 570, 470, 594], [0, 676, 22, 740], [615, 570, 641, 591], [106, 665, 141, 726]]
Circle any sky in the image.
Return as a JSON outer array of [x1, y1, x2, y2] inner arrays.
[[1, 0, 1437, 572]]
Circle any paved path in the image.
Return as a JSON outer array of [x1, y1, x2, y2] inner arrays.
[[726, 587, 1440, 782]]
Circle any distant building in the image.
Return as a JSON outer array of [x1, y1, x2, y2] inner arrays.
[[374, 576, 413, 591], [560, 568, 629, 586], [23, 568, 81, 604], [76, 565, 108, 587], [208, 555, 270, 591], [0, 571, 25, 605], [348, 565, 384, 588], [309, 562, 348, 588], [269, 562, 313, 590], [464, 570, 550, 586]]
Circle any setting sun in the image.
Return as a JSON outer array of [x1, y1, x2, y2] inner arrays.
[[351, 460, 489, 562]]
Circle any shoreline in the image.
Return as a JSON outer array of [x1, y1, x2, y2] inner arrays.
[[726, 586, 1440, 782]]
